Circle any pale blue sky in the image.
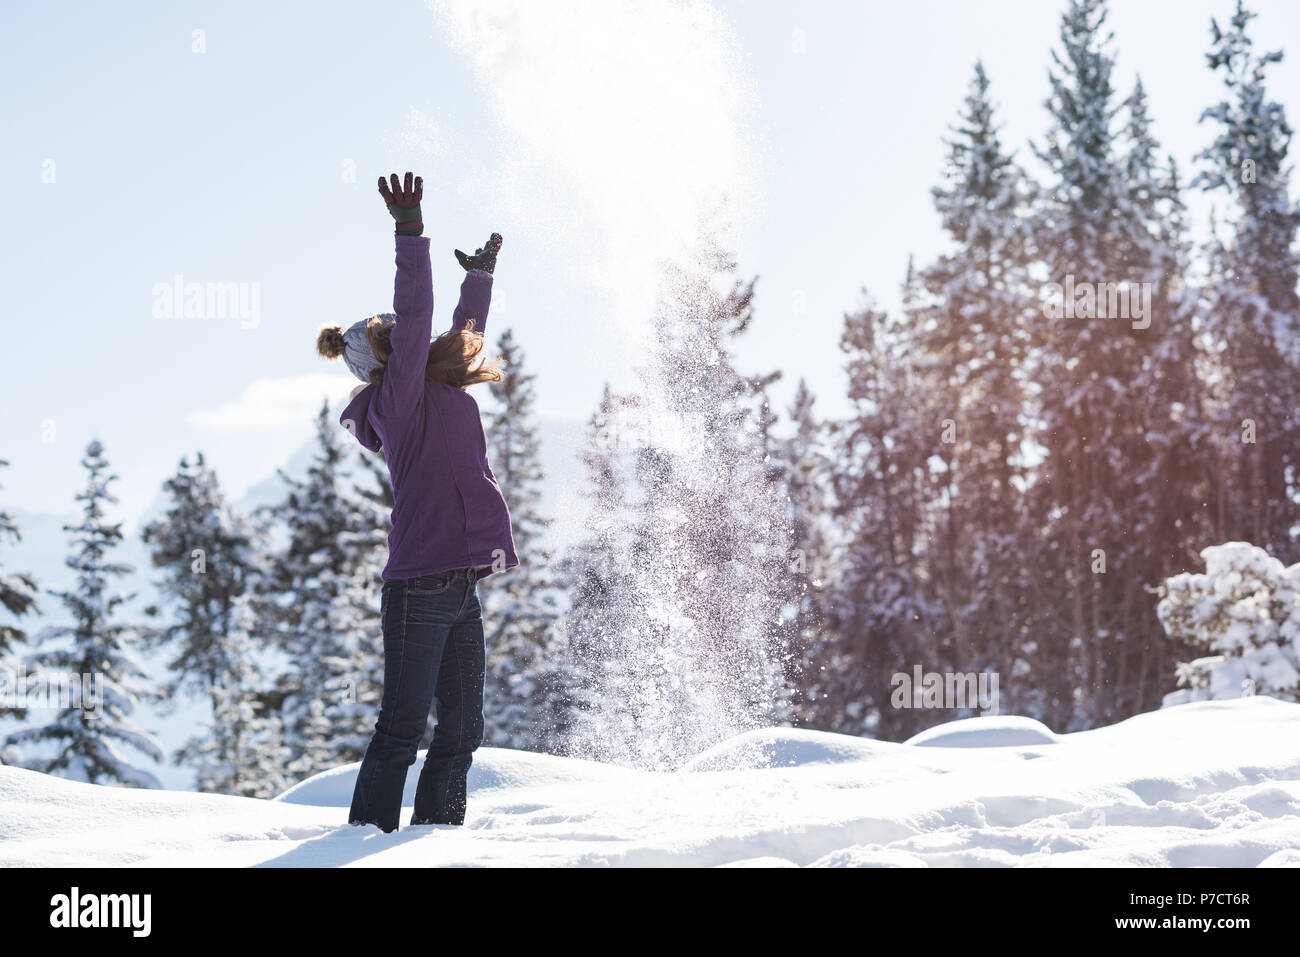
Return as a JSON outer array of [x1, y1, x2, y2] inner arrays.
[[2, 0, 1298, 531]]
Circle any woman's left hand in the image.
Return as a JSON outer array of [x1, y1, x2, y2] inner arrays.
[[454, 233, 503, 274]]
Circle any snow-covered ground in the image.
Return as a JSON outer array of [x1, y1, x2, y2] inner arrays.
[[3, 698, 1299, 867]]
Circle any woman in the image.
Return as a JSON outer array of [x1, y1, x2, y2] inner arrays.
[[315, 171, 517, 832]]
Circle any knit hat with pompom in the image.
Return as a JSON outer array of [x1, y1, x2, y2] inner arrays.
[[316, 313, 397, 383]]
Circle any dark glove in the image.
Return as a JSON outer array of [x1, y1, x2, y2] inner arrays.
[[454, 233, 503, 274], [377, 171, 423, 235]]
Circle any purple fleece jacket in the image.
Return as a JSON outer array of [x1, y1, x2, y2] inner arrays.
[[339, 234, 518, 581]]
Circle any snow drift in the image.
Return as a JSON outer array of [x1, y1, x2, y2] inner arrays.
[[3, 698, 1299, 867]]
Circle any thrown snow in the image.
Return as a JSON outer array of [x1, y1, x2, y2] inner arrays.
[[3, 698, 1300, 867]]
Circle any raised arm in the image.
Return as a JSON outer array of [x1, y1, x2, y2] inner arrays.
[[451, 270, 493, 335], [452, 233, 502, 335], [376, 172, 433, 411]]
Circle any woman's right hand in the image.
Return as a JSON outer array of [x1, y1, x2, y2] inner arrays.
[[378, 171, 423, 235]]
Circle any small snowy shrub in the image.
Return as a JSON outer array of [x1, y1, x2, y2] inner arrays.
[[1157, 542, 1300, 705]]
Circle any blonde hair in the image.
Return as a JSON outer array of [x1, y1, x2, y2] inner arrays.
[[365, 316, 502, 390]]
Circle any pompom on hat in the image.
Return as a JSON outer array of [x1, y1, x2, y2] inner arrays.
[[317, 313, 397, 383]]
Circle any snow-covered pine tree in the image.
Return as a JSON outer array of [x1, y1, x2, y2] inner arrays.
[[777, 380, 837, 724], [1028, 0, 1124, 731], [479, 328, 560, 752], [560, 253, 796, 769], [553, 384, 654, 762], [1157, 541, 1300, 703], [1026, 0, 1199, 729], [174, 599, 291, 798], [255, 401, 384, 781], [1106, 77, 1217, 715], [141, 453, 254, 699], [7, 440, 163, 786], [1194, 0, 1300, 564], [910, 61, 1041, 719], [0, 458, 38, 726], [633, 259, 796, 761], [141, 452, 287, 795], [828, 298, 941, 739], [742, 365, 802, 707], [286, 543, 384, 780]]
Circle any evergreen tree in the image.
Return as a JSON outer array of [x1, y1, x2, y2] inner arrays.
[[141, 453, 287, 795], [479, 329, 560, 752], [174, 601, 291, 798], [552, 385, 647, 758], [1108, 78, 1216, 714], [255, 401, 383, 780], [560, 255, 795, 768], [1158, 542, 1300, 703], [142, 453, 256, 699], [0, 458, 39, 724], [1025, 0, 1205, 728], [826, 299, 941, 739], [778, 381, 837, 724], [287, 544, 384, 780], [743, 363, 800, 707], [7, 440, 163, 786], [1194, 0, 1300, 563], [1028, 0, 1126, 730], [910, 61, 1040, 719], [638, 260, 796, 760]]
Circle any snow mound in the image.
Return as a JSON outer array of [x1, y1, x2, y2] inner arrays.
[[1259, 848, 1300, 867], [904, 715, 1059, 748], [277, 746, 634, 808], [680, 727, 893, 772]]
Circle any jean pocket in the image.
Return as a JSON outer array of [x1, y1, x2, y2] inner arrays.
[[409, 570, 456, 595]]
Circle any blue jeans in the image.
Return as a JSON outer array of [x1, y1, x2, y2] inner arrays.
[[348, 566, 486, 832]]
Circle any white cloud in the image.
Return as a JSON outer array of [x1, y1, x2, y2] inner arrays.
[[187, 373, 358, 432]]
